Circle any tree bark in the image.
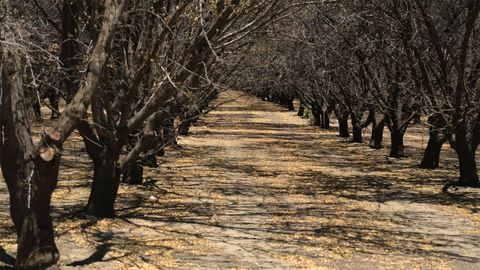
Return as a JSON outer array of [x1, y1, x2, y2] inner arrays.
[[369, 112, 385, 149], [287, 98, 294, 111], [338, 117, 349, 137], [179, 110, 199, 136], [297, 103, 305, 117], [320, 109, 330, 129], [420, 131, 444, 169], [1, 46, 61, 269], [312, 104, 321, 126], [350, 111, 363, 143], [85, 145, 121, 217], [178, 120, 192, 136], [389, 130, 406, 158], [334, 105, 349, 137], [455, 126, 480, 187], [122, 163, 144, 185]]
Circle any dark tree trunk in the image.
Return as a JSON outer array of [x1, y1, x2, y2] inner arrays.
[[312, 104, 321, 126], [455, 127, 480, 187], [369, 112, 385, 149], [350, 111, 363, 143], [297, 103, 305, 117], [420, 114, 449, 169], [420, 133, 444, 169], [335, 105, 349, 137], [1, 47, 61, 269], [179, 111, 199, 136], [49, 90, 60, 119], [287, 98, 294, 111], [122, 163, 144, 185], [389, 130, 406, 158], [338, 117, 349, 137], [320, 110, 330, 129], [86, 147, 121, 217], [164, 118, 177, 145], [178, 120, 192, 136], [32, 97, 43, 121]]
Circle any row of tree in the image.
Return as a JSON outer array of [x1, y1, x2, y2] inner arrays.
[[232, 1, 480, 187], [0, 0, 325, 268]]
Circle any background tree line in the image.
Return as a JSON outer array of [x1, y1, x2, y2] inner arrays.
[[230, 0, 480, 188]]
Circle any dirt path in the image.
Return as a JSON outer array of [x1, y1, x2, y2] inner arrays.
[[1, 90, 480, 269]]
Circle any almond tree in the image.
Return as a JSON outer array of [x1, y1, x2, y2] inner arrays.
[[0, 0, 126, 268], [400, 0, 480, 186]]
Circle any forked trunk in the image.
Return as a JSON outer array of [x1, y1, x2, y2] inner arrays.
[[1, 47, 61, 269]]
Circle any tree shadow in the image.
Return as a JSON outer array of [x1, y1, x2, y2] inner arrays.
[[67, 243, 111, 267], [0, 247, 15, 269]]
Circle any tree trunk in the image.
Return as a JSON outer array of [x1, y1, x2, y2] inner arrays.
[[287, 98, 294, 111], [86, 147, 121, 217], [179, 111, 199, 136], [312, 104, 321, 126], [164, 118, 177, 145], [122, 163, 143, 185], [389, 130, 406, 158], [1, 46, 61, 269], [420, 129, 445, 169], [455, 127, 480, 187], [86, 163, 120, 217], [320, 110, 330, 129], [335, 106, 349, 137], [350, 111, 363, 143], [338, 117, 349, 137], [369, 112, 385, 149], [297, 103, 305, 117], [178, 120, 192, 136], [2, 1, 126, 267]]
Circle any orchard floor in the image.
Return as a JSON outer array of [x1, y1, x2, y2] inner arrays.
[[1, 90, 480, 269]]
